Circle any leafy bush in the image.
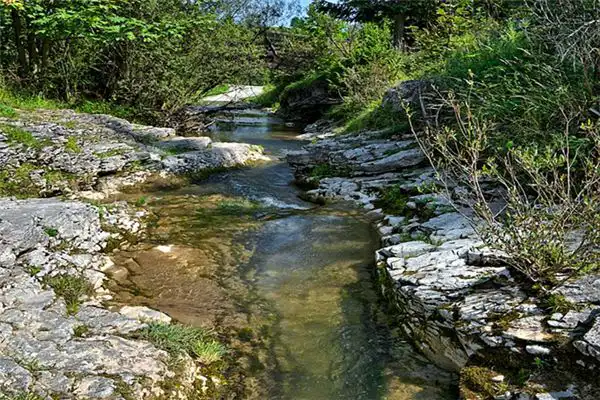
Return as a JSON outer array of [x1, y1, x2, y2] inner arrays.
[[416, 98, 600, 291]]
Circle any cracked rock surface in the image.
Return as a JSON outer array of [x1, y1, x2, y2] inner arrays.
[[0, 107, 257, 398], [0, 198, 176, 398], [288, 123, 600, 399], [0, 108, 268, 199]]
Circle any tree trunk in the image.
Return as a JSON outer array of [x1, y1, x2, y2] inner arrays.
[[41, 39, 50, 73], [10, 9, 28, 77], [392, 13, 407, 52], [27, 30, 38, 75]]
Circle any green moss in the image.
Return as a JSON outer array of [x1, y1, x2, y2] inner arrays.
[[215, 198, 259, 216], [134, 196, 147, 207], [65, 136, 82, 153], [73, 324, 90, 338], [44, 170, 67, 184], [138, 322, 227, 365], [309, 163, 350, 179], [492, 310, 520, 333], [43, 274, 93, 315], [1, 124, 50, 149], [0, 103, 18, 118], [94, 148, 127, 158], [0, 392, 45, 400], [460, 366, 508, 399], [0, 163, 39, 198], [541, 293, 574, 314]]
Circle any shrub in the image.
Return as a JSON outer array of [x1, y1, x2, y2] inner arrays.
[[415, 97, 600, 291]]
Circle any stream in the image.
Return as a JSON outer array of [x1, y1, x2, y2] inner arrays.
[[108, 110, 457, 399]]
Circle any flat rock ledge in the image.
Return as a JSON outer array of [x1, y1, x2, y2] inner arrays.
[[0, 108, 265, 398], [287, 127, 600, 399], [0, 197, 200, 399], [0, 108, 268, 199]]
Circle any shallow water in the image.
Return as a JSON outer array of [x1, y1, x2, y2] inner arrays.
[[109, 110, 457, 399]]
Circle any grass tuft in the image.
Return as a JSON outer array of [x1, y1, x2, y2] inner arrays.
[[43, 274, 93, 315], [0, 103, 18, 118], [138, 322, 227, 365], [65, 136, 82, 153], [1, 124, 50, 149]]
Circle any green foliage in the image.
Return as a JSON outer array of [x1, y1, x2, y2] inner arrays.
[[25, 265, 42, 277], [0, 103, 17, 118], [309, 163, 335, 179], [0, 0, 270, 120], [460, 366, 508, 399], [43, 274, 93, 315], [542, 294, 574, 314], [374, 185, 409, 215], [203, 84, 230, 98], [277, 9, 405, 120], [1, 124, 49, 149], [247, 84, 281, 108], [134, 196, 147, 207], [215, 199, 259, 216], [73, 324, 90, 338], [43, 227, 58, 237], [138, 322, 227, 365], [65, 136, 82, 153]]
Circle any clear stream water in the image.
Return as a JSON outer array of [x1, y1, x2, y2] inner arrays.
[[109, 110, 457, 399]]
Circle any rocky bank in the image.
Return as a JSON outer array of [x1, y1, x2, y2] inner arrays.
[[287, 117, 600, 399], [0, 108, 267, 398]]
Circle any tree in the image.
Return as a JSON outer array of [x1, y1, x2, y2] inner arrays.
[[315, 0, 439, 50]]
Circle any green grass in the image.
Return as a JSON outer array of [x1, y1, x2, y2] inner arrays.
[[94, 148, 127, 158], [203, 84, 230, 97], [43, 274, 93, 315], [0, 86, 140, 122], [73, 324, 90, 338], [0, 103, 18, 118], [1, 124, 50, 149], [134, 196, 147, 207], [310, 163, 335, 179], [138, 322, 227, 365], [541, 293, 574, 314], [0, 163, 76, 198], [215, 198, 259, 215], [25, 265, 42, 276], [0, 392, 45, 400], [44, 227, 59, 237], [374, 185, 409, 215], [0, 163, 39, 198], [247, 84, 281, 108], [341, 101, 409, 134], [65, 136, 82, 153]]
